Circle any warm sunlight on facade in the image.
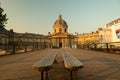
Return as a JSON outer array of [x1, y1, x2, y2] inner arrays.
[[77, 18, 120, 46], [47, 14, 75, 48]]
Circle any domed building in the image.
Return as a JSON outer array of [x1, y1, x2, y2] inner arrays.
[[53, 14, 68, 33], [48, 14, 75, 48]]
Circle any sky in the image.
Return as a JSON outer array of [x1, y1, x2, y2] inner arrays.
[[0, 0, 120, 35]]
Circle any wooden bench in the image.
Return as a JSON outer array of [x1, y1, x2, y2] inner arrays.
[[63, 52, 83, 80], [32, 53, 57, 80]]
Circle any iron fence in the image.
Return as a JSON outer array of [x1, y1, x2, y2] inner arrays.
[[0, 42, 47, 56], [77, 42, 120, 53]]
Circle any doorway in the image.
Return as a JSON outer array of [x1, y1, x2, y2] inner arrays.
[[59, 42, 62, 48]]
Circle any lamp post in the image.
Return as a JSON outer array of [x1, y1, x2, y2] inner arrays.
[[100, 35, 103, 48]]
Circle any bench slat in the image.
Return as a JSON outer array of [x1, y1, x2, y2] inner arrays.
[[32, 53, 56, 70], [63, 52, 83, 69]]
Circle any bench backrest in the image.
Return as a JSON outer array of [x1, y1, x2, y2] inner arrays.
[[63, 52, 83, 69]]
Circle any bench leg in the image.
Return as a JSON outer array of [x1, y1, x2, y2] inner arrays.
[[39, 67, 52, 80], [74, 70, 78, 80], [54, 59, 57, 64], [70, 70, 78, 80], [70, 70, 73, 80], [41, 71, 44, 80], [45, 71, 48, 80], [39, 71, 49, 80]]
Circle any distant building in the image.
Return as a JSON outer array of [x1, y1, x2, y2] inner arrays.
[[77, 31, 99, 45], [13, 32, 45, 43], [48, 14, 75, 48], [0, 26, 9, 44], [1, 13, 119, 49], [0, 26, 46, 44], [105, 18, 120, 42], [77, 18, 120, 45], [98, 28, 112, 43], [98, 18, 120, 43]]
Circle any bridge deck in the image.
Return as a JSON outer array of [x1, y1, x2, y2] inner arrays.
[[0, 48, 120, 80]]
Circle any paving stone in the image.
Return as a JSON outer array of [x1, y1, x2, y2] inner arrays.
[[0, 48, 120, 80]]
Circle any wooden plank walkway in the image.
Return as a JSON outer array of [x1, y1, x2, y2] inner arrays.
[[0, 48, 120, 80]]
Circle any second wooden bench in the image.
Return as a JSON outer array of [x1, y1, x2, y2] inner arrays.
[[63, 52, 84, 80]]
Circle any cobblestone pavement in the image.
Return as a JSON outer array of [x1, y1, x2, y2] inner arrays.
[[0, 48, 120, 80]]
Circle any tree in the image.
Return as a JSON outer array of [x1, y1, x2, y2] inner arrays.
[[0, 6, 8, 27]]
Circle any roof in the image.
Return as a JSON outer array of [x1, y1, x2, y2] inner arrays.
[[48, 32, 74, 38], [53, 14, 68, 28]]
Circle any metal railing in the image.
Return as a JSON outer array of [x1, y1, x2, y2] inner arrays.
[[77, 42, 120, 53], [0, 42, 48, 56]]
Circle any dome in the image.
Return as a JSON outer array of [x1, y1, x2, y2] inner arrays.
[[53, 14, 68, 28]]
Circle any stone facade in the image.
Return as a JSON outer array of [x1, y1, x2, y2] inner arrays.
[[77, 32, 99, 45], [48, 14, 75, 48], [105, 18, 120, 42], [0, 27, 47, 44], [98, 28, 112, 43]]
